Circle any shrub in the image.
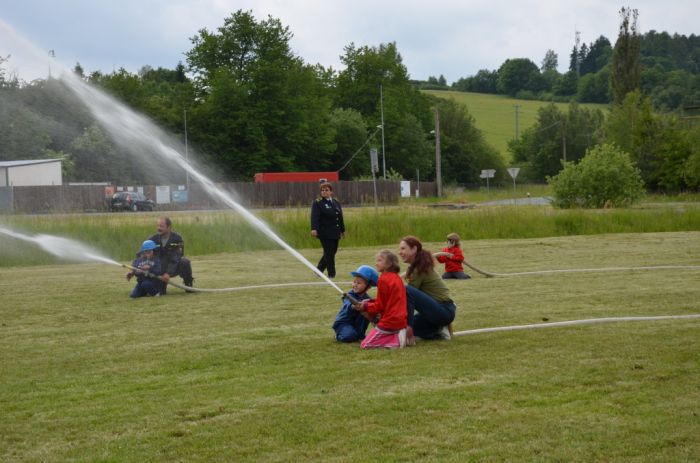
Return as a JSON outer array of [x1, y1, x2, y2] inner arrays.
[[548, 143, 645, 208]]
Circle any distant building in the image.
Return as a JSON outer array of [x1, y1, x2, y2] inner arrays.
[[0, 159, 63, 187]]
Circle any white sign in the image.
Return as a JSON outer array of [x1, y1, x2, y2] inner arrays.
[[507, 167, 520, 179], [156, 185, 171, 204], [479, 169, 496, 179], [370, 148, 379, 173], [400, 181, 411, 198]]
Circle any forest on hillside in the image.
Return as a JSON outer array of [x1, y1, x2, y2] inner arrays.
[[439, 29, 700, 112]]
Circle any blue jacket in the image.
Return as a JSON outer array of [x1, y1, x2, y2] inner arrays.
[[332, 290, 370, 330], [131, 254, 163, 283]]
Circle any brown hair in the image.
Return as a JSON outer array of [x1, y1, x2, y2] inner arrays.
[[447, 232, 461, 247], [319, 182, 333, 191], [377, 250, 400, 273], [402, 235, 434, 278]]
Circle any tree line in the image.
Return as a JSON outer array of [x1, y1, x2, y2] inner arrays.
[[444, 24, 699, 111], [0, 10, 501, 186]]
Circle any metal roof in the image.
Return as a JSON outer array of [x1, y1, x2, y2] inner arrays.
[[0, 159, 62, 168]]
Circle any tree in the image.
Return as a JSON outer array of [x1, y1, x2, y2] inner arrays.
[[510, 103, 604, 181], [580, 36, 612, 75], [548, 143, 645, 208], [335, 41, 434, 179], [497, 58, 541, 96], [541, 50, 558, 72], [184, 10, 335, 179], [611, 7, 641, 105], [433, 97, 504, 184]]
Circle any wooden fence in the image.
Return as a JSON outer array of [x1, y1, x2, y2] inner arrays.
[[1, 181, 437, 214]]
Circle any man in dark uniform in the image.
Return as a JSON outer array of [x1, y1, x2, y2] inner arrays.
[[149, 217, 194, 293], [310, 182, 345, 278]]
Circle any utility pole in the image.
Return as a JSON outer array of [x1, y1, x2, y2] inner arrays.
[[48, 50, 55, 78], [434, 108, 442, 198], [380, 84, 386, 179], [184, 109, 190, 190], [562, 131, 567, 162], [513, 105, 521, 140]]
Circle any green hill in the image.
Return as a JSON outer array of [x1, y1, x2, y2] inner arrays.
[[424, 90, 609, 161]]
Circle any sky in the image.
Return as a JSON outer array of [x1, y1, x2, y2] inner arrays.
[[0, 0, 697, 84]]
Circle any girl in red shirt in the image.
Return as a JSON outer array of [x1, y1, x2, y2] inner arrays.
[[355, 250, 414, 349], [434, 232, 471, 280]]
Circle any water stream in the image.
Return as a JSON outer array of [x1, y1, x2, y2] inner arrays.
[[0, 20, 345, 295]]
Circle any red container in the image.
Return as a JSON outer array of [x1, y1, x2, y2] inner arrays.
[[254, 172, 339, 183]]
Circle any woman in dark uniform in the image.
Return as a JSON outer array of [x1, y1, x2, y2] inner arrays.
[[310, 182, 345, 278]]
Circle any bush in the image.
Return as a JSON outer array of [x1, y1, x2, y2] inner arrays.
[[548, 143, 645, 208]]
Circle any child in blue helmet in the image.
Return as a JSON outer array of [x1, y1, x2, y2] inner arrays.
[[126, 240, 164, 298], [332, 265, 379, 342]]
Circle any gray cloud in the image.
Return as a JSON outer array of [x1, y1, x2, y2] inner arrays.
[[1, 0, 697, 83]]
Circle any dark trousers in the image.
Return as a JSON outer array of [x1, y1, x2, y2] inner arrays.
[[406, 285, 456, 339], [161, 257, 193, 294], [317, 238, 339, 277]]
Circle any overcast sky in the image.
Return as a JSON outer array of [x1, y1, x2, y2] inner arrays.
[[0, 0, 697, 84]]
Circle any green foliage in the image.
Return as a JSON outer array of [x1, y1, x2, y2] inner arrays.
[[184, 10, 335, 179], [548, 143, 645, 208], [497, 58, 542, 96], [510, 102, 605, 182], [604, 91, 699, 191], [611, 7, 641, 105]]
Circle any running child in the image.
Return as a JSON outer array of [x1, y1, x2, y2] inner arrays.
[[354, 250, 413, 349], [434, 232, 470, 279], [126, 240, 164, 297], [332, 265, 379, 342]]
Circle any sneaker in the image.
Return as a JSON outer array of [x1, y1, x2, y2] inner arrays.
[[438, 325, 452, 341], [405, 326, 416, 346]]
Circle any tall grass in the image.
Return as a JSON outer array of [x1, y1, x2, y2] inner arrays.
[[2, 203, 699, 267]]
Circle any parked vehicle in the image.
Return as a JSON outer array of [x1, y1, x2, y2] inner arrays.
[[110, 191, 156, 212]]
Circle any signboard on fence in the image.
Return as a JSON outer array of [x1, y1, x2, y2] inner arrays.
[[400, 181, 411, 198], [171, 190, 188, 203], [156, 185, 171, 204]]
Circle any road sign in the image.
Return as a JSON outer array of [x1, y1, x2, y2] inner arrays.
[[479, 169, 496, 179], [507, 167, 520, 179]]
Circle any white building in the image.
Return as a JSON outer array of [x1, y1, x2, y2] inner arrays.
[[0, 159, 63, 187]]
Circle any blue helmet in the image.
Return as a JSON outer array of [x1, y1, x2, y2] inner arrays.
[[350, 265, 379, 287], [139, 240, 157, 253]]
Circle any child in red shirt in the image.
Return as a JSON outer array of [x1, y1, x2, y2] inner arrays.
[[355, 250, 414, 349], [434, 232, 471, 279]]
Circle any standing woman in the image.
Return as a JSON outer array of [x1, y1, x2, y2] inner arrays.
[[399, 236, 456, 340], [310, 182, 345, 278]]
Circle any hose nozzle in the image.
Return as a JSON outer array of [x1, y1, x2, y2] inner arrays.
[[342, 292, 361, 305]]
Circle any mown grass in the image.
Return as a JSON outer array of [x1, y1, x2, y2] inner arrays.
[[1, 232, 699, 462], [423, 90, 609, 159], [2, 201, 699, 266]]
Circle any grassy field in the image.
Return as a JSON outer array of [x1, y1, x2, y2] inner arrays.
[[423, 90, 609, 159], [1, 229, 699, 461], [2, 200, 700, 266]]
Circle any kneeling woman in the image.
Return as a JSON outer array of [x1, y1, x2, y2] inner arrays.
[[399, 236, 456, 340]]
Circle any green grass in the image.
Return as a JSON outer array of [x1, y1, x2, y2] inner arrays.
[[423, 90, 609, 160], [1, 232, 699, 461], [2, 201, 700, 266]]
